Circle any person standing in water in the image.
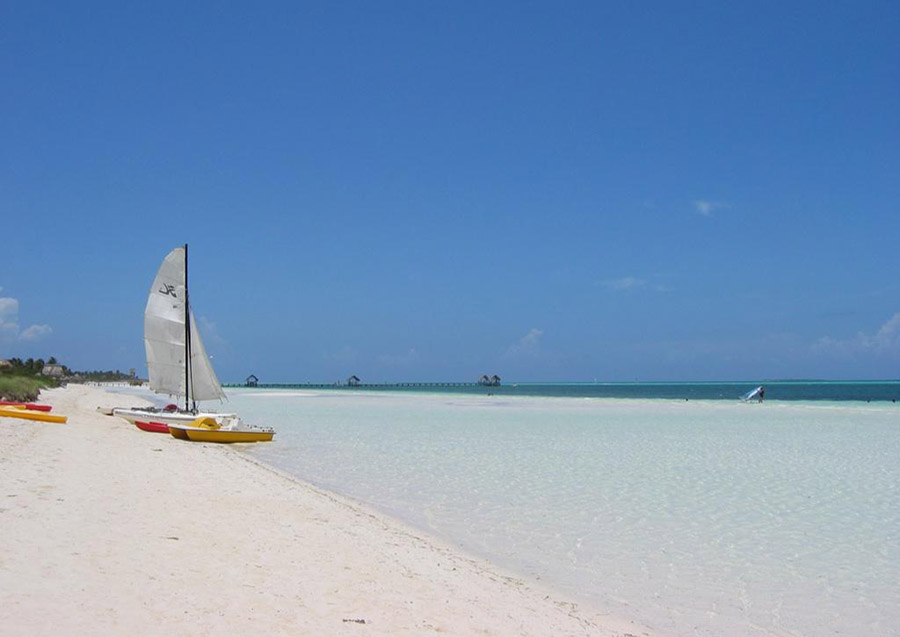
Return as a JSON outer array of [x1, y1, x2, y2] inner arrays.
[[758, 386, 766, 403]]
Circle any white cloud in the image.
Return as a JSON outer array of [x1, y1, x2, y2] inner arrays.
[[693, 200, 728, 216], [813, 312, 900, 357], [0, 297, 17, 316], [603, 276, 645, 291], [874, 313, 900, 347], [506, 328, 543, 357], [0, 298, 19, 337], [20, 324, 53, 341], [0, 296, 53, 343]]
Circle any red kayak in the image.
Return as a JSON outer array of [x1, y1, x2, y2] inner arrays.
[[135, 420, 171, 434], [0, 400, 53, 412]]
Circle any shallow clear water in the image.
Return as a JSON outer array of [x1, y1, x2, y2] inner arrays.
[[224, 389, 898, 635]]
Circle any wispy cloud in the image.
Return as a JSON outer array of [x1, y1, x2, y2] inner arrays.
[[693, 199, 728, 217], [325, 345, 359, 364], [602, 276, 646, 291], [813, 312, 900, 357], [0, 296, 52, 343], [505, 328, 543, 357], [20, 324, 53, 341], [378, 348, 419, 366], [196, 315, 226, 347]]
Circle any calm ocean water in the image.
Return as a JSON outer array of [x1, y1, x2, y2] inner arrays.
[[209, 383, 900, 636]]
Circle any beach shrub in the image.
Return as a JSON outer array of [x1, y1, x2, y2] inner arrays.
[[0, 375, 55, 402]]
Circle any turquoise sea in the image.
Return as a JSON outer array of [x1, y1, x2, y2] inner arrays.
[[233, 380, 900, 402], [127, 381, 900, 636]]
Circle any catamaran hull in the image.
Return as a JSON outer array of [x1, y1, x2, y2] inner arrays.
[[184, 428, 274, 443], [135, 420, 170, 433], [168, 425, 191, 439], [113, 408, 236, 426], [166, 422, 274, 443]]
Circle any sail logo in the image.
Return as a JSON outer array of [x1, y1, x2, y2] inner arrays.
[[159, 284, 177, 297]]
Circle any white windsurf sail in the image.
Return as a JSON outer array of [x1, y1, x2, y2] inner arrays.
[[740, 386, 763, 402]]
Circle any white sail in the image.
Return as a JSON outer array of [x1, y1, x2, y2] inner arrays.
[[144, 246, 226, 402], [145, 247, 188, 397], [740, 386, 763, 402], [188, 308, 226, 401]]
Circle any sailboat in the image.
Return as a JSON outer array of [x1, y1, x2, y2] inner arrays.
[[114, 245, 274, 443]]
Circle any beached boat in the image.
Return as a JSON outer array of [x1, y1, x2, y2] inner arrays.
[[168, 424, 190, 439], [121, 244, 273, 442], [114, 402, 218, 424], [134, 420, 171, 434], [0, 406, 67, 424], [112, 243, 234, 428], [115, 407, 231, 426], [183, 427, 275, 443], [0, 401, 53, 412], [168, 416, 275, 443]]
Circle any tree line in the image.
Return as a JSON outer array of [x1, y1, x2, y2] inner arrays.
[[0, 357, 66, 375], [1, 357, 138, 382]]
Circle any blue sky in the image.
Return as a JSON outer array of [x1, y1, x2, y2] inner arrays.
[[1, 1, 898, 382]]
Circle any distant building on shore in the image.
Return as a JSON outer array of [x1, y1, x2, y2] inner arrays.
[[245, 374, 258, 387], [347, 375, 361, 387], [42, 364, 65, 378], [478, 374, 502, 387]]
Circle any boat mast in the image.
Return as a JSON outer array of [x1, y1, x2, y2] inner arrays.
[[183, 243, 195, 412]]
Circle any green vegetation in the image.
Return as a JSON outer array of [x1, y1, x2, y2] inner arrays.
[[0, 356, 62, 401], [0, 375, 56, 402], [0, 355, 143, 401], [76, 370, 140, 383], [1, 356, 66, 376]]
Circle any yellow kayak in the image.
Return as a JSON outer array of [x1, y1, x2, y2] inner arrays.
[[0, 406, 67, 424]]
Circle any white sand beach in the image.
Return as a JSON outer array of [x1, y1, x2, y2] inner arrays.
[[0, 384, 650, 636]]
